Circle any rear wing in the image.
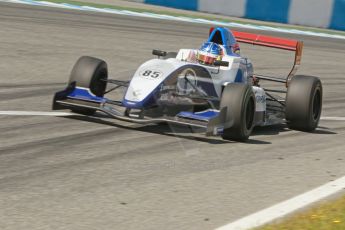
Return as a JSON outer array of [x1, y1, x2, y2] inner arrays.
[[232, 30, 303, 85]]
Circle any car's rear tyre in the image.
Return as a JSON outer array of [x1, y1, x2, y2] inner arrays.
[[220, 84, 255, 142], [68, 56, 108, 115], [285, 75, 322, 131]]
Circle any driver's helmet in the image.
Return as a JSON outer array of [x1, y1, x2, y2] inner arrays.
[[197, 42, 223, 65]]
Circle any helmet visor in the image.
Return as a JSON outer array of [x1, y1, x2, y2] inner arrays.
[[197, 53, 217, 65]]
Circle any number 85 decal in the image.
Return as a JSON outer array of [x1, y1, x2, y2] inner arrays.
[[140, 70, 163, 79]]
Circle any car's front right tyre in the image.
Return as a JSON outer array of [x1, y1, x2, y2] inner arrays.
[[220, 84, 255, 142], [68, 56, 108, 115]]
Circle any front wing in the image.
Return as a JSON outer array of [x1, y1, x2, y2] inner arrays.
[[52, 84, 227, 136]]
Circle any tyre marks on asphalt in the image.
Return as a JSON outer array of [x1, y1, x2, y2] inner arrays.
[[0, 111, 73, 116], [0, 131, 180, 186], [0, 87, 61, 101], [0, 82, 65, 89]]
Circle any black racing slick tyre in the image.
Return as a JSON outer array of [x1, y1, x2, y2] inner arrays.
[[220, 84, 255, 142], [285, 75, 322, 132], [68, 56, 108, 115]]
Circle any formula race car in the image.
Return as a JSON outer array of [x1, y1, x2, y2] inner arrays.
[[53, 27, 323, 142]]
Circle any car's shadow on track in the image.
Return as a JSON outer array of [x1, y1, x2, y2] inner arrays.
[[62, 115, 336, 145], [313, 126, 338, 135]]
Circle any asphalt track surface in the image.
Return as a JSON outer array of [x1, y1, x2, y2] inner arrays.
[[1, 2, 345, 230]]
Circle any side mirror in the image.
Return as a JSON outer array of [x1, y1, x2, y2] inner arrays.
[[152, 50, 167, 57], [214, 60, 229, 67]]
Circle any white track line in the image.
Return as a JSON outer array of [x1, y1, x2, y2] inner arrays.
[[0, 111, 345, 122], [216, 175, 345, 230], [321, 117, 345, 121], [0, 111, 74, 116], [0, 111, 344, 121]]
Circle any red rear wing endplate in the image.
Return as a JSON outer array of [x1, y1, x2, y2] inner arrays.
[[232, 30, 303, 84]]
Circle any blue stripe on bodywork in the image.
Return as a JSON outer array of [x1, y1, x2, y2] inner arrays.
[[177, 110, 219, 121], [245, 0, 290, 23], [330, 0, 345, 30], [234, 69, 243, 83], [144, 0, 198, 11], [68, 87, 106, 103]]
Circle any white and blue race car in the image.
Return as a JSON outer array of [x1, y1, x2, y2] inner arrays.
[[53, 27, 322, 142]]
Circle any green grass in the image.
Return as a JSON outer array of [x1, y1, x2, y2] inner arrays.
[[41, 0, 345, 36], [256, 195, 345, 230]]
